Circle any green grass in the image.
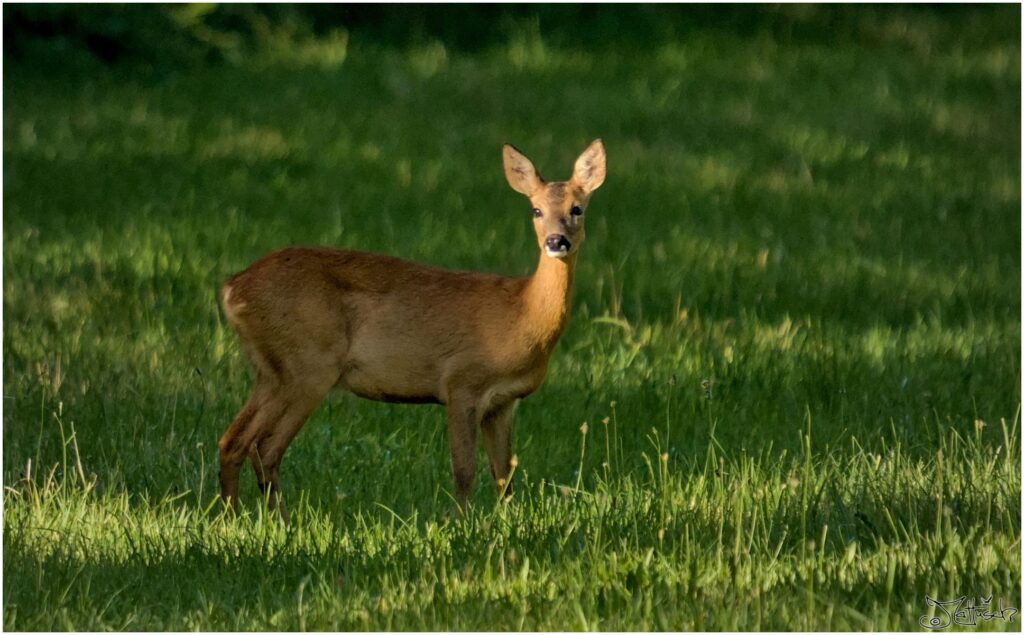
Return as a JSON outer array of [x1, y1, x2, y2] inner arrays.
[[4, 6, 1021, 631]]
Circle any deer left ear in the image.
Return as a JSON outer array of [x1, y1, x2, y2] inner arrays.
[[573, 139, 606, 194], [503, 144, 544, 196]]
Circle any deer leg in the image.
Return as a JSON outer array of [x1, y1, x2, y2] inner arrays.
[[249, 444, 283, 519], [219, 381, 280, 510], [482, 400, 517, 500], [249, 384, 327, 523], [446, 396, 481, 512]]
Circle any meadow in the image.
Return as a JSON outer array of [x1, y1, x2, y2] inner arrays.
[[3, 6, 1021, 630]]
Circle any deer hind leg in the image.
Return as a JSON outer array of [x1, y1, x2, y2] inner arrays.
[[243, 339, 341, 520], [482, 400, 518, 500], [221, 326, 341, 510], [219, 380, 282, 510], [248, 381, 329, 523]]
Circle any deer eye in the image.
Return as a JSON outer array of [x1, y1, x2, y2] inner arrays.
[[532, 208, 543, 218], [570, 205, 583, 216]]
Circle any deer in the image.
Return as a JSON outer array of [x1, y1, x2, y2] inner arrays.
[[217, 139, 606, 520]]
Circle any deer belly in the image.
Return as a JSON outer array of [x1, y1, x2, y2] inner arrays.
[[336, 339, 443, 405]]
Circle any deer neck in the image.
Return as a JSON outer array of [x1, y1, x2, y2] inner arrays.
[[522, 251, 577, 350]]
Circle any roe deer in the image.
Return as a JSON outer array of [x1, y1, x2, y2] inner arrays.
[[218, 139, 606, 518]]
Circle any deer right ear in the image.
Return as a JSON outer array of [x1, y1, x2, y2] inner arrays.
[[573, 139, 606, 194], [503, 144, 543, 196]]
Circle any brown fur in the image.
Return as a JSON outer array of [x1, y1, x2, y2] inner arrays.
[[218, 139, 606, 517]]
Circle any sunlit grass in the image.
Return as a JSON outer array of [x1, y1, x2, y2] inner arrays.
[[4, 415, 1018, 630]]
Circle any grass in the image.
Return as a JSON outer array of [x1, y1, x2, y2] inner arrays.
[[3, 6, 1021, 631]]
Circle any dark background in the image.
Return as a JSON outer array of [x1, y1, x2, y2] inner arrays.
[[4, 4, 1004, 70]]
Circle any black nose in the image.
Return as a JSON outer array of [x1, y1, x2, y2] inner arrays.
[[545, 234, 572, 252]]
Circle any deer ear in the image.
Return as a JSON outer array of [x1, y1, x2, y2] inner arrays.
[[573, 139, 606, 194], [503, 144, 543, 196]]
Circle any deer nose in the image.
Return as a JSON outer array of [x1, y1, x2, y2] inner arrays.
[[544, 234, 572, 254]]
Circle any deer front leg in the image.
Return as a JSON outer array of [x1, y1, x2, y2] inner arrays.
[[482, 400, 517, 500], [445, 396, 481, 512]]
